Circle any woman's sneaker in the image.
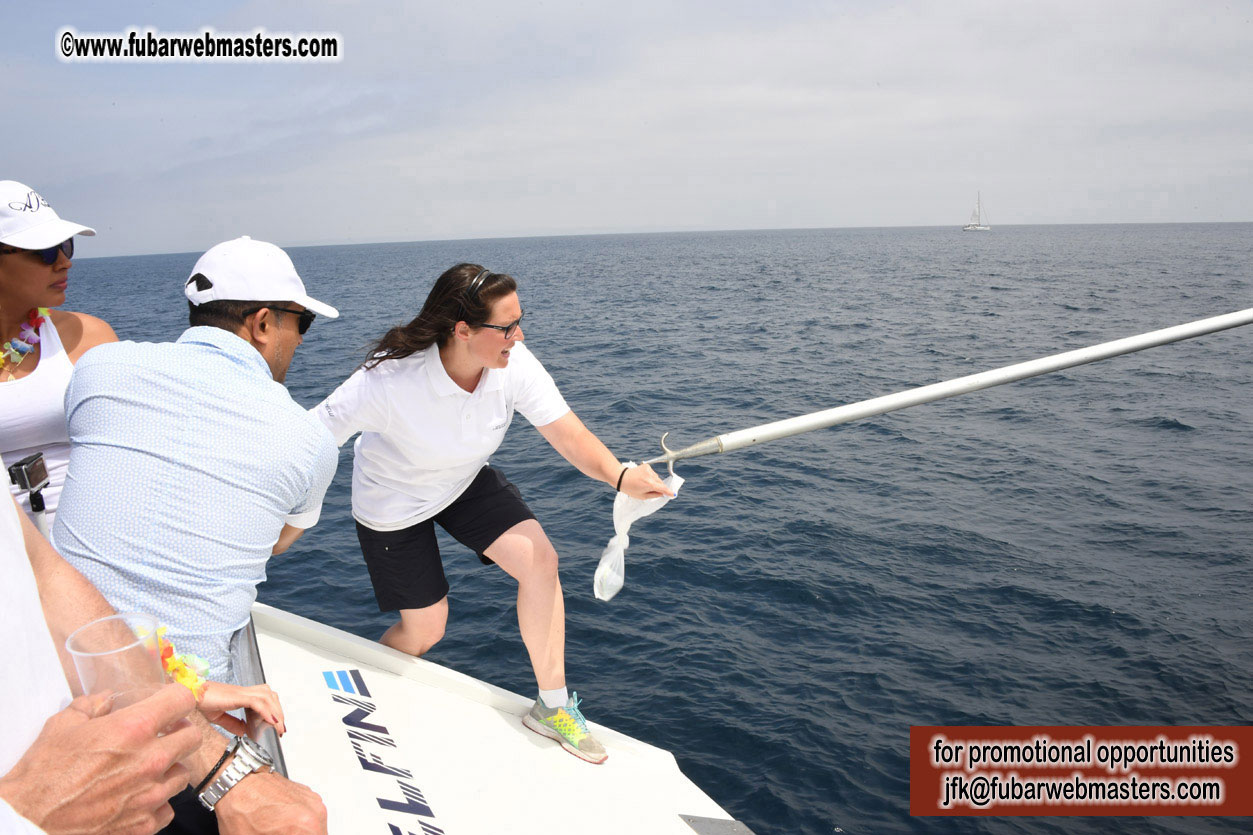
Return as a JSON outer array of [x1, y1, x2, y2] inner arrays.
[[522, 692, 608, 764]]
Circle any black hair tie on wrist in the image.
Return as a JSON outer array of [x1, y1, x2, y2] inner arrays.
[[615, 466, 630, 493]]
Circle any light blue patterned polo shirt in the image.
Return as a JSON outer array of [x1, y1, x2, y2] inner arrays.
[[53, 326, 337, 685]]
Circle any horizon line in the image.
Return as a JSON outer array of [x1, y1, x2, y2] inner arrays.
[[77, 219, 1253, 261]]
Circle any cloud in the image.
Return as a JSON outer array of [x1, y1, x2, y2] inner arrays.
[[6, 0, 1250, 255]]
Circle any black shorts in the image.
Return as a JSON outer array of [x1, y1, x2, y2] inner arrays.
[[354, 466, 537, 612]]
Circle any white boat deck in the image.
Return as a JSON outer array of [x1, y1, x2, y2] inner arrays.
[[250, 603, 747, 834]]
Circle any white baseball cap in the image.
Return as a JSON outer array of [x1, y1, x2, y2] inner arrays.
[[0, 180, 96, 249], [185, 236, 339, 318]]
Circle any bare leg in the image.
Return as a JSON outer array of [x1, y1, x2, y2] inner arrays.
[[381, 597, 450, 657], [484, 519, 565, 690]]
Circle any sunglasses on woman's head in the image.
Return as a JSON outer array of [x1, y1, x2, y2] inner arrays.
[[0, 238, 74, 265]]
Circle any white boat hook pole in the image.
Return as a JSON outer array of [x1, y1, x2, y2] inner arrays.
[[642, 307, 1253, 474]]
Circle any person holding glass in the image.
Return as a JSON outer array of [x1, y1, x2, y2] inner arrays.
[[314, 263, 672, 765], [0, 486, 301, 835]]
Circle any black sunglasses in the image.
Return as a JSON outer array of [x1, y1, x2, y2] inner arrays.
[[245, 305, 316, 335], [0, 238, 74, 265]]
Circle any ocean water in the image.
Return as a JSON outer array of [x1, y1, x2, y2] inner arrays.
[[73, 224, 1252, 834]]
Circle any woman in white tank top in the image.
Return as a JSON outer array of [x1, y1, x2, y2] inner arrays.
[[0, 180, 117, 526]]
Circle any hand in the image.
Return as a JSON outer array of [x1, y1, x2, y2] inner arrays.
[[0, 683, 199, 835], [620, 463, 675, 500], [214, 770, 327, 835], [199, 682, 286, 736]]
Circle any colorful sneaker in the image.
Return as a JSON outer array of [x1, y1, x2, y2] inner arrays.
[[522, 692, 608, 764]]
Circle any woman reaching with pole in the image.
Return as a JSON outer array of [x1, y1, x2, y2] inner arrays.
[[314, 263, 672, 764]]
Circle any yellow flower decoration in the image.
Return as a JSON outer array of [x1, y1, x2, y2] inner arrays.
[[151, 626, 208, 700]]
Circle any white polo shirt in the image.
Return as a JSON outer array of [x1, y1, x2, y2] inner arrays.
[[1, 483, 66, 832], [313, 341, 570, 530], [0, 455, 73, 780]]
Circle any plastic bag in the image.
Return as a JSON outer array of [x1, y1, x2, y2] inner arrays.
[[594, 463, 684, 601]]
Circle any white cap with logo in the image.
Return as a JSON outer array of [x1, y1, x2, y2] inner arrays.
[[0, 180, 96, 249], [185, 236, 339, 318]]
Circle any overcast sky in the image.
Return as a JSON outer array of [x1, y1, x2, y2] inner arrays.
[[6, 0, 1251, 257]]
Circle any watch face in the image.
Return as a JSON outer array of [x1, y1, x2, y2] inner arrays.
[[239, 736, 276, 769], [198, 736, 275, 811]]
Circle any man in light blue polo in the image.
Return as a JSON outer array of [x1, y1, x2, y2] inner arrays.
[[54, 236, 338, 687], [52, 237, 338, 832]]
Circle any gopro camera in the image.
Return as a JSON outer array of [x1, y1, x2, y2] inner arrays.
[[7, 452, 50, 493]]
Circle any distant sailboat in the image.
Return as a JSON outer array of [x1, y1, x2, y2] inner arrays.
[[963, 192, 991, 231]]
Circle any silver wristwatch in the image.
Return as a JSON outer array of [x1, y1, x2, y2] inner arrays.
[[198, 735, 276, 811]]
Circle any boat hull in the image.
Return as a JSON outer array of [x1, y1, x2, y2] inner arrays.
[[244, 603, 747, 834]]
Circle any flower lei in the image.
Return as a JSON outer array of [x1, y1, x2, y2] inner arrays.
[[151, 627, 209, 700], [1, 307, 49, 373]]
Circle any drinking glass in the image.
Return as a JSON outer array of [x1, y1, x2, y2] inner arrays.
[[66, 613, 167, 708]]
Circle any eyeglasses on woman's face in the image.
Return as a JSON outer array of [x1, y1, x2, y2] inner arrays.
[[478, 311, 524, 339], [0, 238, 74, 265]]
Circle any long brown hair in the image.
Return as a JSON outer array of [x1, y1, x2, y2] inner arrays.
[[364, 263, 517, 369]]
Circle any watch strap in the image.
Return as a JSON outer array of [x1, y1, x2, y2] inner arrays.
[[194, 737, 239, 797], [198, 736, 275, 811]]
